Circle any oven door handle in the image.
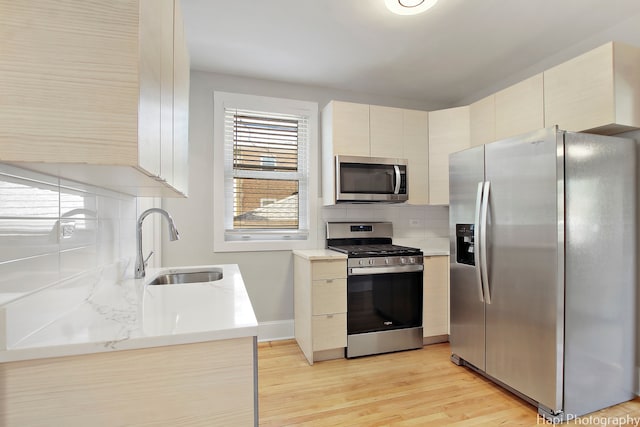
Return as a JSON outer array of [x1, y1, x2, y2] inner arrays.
[[349, 265, 424, 275]]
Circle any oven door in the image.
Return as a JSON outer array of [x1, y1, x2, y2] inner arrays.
[[347, 266, 423, 335]]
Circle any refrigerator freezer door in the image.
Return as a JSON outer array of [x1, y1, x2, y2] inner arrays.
[[483, 127, 564, 412], [449, 145, 486, 369]]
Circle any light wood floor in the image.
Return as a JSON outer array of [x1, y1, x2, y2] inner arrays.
[[258, 340, 640, 426]]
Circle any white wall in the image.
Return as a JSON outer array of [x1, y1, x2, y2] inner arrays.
[[161, 71, 446, 336]]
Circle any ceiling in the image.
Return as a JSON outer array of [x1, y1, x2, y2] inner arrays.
[[182, 0, 640, 108]]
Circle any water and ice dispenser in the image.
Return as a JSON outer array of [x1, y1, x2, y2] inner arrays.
[[455, 224, 475, 266]]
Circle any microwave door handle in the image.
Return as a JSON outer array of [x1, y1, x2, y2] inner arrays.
[[393, 165, 401, 194]]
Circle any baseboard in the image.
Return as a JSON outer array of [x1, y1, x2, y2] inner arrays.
[[258, 319, 294, 342]]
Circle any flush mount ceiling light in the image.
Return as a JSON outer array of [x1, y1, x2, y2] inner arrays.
[[385, 0, 438, 15]]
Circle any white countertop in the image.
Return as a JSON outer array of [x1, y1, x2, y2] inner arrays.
[[0, 264, 258, 363], [293, 249, 348, 260]]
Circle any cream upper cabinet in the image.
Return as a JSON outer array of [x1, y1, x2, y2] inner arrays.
[[370, 105, 403, 158], [428, 106, 470, 205], [495, 73, 544, 140], [322, 100, 430, 205], [323, 101, 370, 157], [470, 95, 495, 147], [0, 0, 189, 197], [470, 74, 544, 147], [423, 256, 450, 339], [369, 105, 429, 204], [544, 41, 640, 135], [403, 109, 429, 205]]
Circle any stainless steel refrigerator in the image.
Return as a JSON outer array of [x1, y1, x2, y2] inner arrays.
[[449, 126, 636, 421]]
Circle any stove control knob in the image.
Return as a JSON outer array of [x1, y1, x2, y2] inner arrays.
[[385, 258, 390, 265], [369, 259, 375, 265], [359, 259, 365, 266], [400, 258, 406, 264], [409, 257, 415, 264]]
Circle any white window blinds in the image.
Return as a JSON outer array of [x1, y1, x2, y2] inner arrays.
[[223, 108, 309, 239]]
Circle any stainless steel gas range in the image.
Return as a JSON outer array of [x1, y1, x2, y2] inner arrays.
[[326, 222, 423, 358]]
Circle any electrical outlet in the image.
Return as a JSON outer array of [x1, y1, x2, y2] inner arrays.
[[409, 219, 423, 227]]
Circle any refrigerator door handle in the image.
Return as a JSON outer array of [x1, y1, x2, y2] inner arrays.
[[480, 181, 491, 304], [474, 182, 485, 302]]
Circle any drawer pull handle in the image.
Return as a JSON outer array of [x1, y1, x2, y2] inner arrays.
[[326, 279, 333, 283], [326, 314, 334, 319]]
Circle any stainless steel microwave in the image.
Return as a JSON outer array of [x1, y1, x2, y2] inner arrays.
[[335, 155, 408, 203]]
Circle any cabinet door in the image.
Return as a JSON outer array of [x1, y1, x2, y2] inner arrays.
[[311, 260, 346, 280], [403, 109, 429, 205], [428, 106, 470, 205], [0, 0, 139, 164], [423, 256, 450, 337], [160, 0, 175, 186], [544, 42, 640, 134], [137, 0, 165, 178], [172, 0, 190, 196], [370, 105, 403, 158], [312, 314, 347, 351], [470, 95, 495, 147], [495, 73, 543, 140], [312, 278, 347, 315], [330, 101, 370, 156]]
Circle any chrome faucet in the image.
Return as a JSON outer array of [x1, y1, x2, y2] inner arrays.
[[135, 208, 180, 279]]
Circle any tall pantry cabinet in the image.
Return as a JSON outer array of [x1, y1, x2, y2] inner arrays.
[[0, 0, 190, 197]]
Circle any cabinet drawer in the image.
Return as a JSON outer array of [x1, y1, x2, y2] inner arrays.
[[312, 313, 347, 351], [312, 278, 347, 315], [311, 260, 346, 280]]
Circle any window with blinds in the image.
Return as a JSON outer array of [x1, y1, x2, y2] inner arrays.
[[223, 108, 309, 238]]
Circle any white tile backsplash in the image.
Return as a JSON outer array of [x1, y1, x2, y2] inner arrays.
[[0, 165, 136, 307], [320, 203, 450, 245]]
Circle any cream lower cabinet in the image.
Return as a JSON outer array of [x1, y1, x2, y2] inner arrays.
[[294, 254, 347, 364], [423, 256, 450, 343], [0, 0, 189, 197], [0, 338, 257, 426]]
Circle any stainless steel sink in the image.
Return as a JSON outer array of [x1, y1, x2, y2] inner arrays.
[[148, 269, 223, 285]]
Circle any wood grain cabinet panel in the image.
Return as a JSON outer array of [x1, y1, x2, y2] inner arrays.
[[312, 278, 347, 315], [544, 41, 640, 135], [495, 73, 543, 140], [0, 0, 189, 197], [423, 256, 450, 339], [370, 105, 404, 158], [428, 106, 470, 205], [294, 254, 347, 364], [325, 101, 370, 157], [470, 95, 495, 147], [403, 109, 429, 205], [0, 338, 257, 426]]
